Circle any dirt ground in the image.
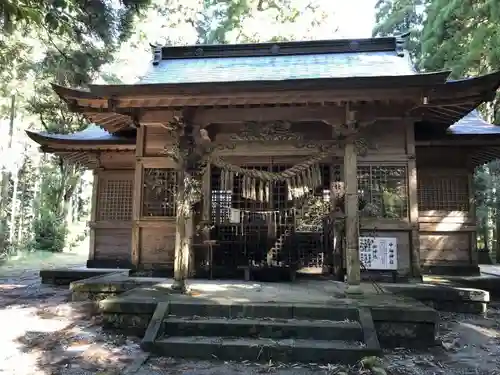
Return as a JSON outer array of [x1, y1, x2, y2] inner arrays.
[[1, 252, 500, 375]]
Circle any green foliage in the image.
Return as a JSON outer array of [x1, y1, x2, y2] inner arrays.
[[195, 0, 329, 44], [420, 0, 500, 77], [30, 207, 68, 252], [1, 0, 151, 256], [373, 0, 500, 258], [1, 0, 150, 39], [373, 0, 427, 64]]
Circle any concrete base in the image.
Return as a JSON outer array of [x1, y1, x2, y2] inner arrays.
[[345, 284, 364, 296], [41, 269, 498, 364], [422, 264, 481, 277], [40, 267, 130, 285], [385, 282, 489, 314], [425, 273, 500, 299], [85, 276, 440, 356], [87, 259, 134, 269]]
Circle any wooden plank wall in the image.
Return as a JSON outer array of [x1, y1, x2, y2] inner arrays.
[[89, 151, 135, 265], [134, 125, 178, 270], [358, 121, 413, 277], [416, 146, 475, 268]]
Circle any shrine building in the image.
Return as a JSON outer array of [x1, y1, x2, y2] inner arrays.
[[26, 35, 500, 285]]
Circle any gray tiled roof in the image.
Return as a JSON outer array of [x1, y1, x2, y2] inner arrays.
[[26, 125, 134, 143], [138, 51, 416, 84], [448, 111, 500, 135]]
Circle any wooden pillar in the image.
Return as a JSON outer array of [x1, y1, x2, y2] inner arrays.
[[201, 163, 212, 268], [172, 169, 192, 291], [405, 120, 421, 280], [330, 164, 344, 280], [131, 125, 145, 268], [88, 168, 100, 264], [468, 171, 478, 266], [202, 163, 211, 234], [344, 140, 361, 291]]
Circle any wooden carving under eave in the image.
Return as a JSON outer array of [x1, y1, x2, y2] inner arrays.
[[228, 121, 303, 141]]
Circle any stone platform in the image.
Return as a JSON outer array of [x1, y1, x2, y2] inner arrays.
[[63, 273, 445, 363], [40, 267, 130, 285], [35, 269, 492, 364]]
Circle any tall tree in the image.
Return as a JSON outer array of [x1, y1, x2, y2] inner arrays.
[[0, 0, 153, 254], [373, 0, 427, 64], [420, 0, 500, 260], [196, 0, 333, 44], [420, 0, 500, 79], [0, 95, 16, 255]]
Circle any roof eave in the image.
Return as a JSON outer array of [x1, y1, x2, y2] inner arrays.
[[25, 129, 135, 148], [411, 70, 500, 126], [51, 83, 98, 101], [86, 71, 452, 98]]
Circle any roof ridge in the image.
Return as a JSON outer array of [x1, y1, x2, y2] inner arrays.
[[151, 36, 401, 62]]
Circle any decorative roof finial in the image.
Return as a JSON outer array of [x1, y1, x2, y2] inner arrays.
[[150, 44, 162, 66], [395, 32, 409, 57]]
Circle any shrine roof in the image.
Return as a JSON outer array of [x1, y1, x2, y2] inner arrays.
[[25, 125, 135, 148], [448, 110, 500, 135], [139, 37, 415, 84], [48, 35, 500, 134]]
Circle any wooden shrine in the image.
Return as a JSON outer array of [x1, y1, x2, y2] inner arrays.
[[27, 35, 500, 285]]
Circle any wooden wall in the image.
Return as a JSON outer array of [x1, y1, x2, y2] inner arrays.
[[130, 120, 417, 276], [358, 120, 414, 278], [88, 151, 135, 266], [416, 146, 476, 270], [132, 126, 178, 270], [89, 120, 471, 278], [87, 123, 478, 276]]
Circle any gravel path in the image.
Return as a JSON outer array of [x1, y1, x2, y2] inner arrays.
[[1, 254, 500, 375]]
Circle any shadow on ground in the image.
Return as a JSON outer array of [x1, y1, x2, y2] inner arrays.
[[2, 251, 500, 375]]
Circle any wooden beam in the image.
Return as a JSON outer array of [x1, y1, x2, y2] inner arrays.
[[468, 172, 478, 266], [137, 103, 413, 126], [412, 95, 485, 108], [111, 88, 424, 109], [406, 119, 421, 280], [131, 126, 145, 267], [343, 105, 361, 291], [88, 168, 100, 262], [416, 140, 500, 147], [202, 163, 211, 225]]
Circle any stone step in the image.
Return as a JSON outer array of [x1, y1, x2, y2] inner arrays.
[[153, 336, 379, 364], [163, 316, 364, 341], [167, 302, 359, 321]]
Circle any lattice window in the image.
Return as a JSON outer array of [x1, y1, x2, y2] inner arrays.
[[142, 168, 177, 217], [418, 173, 469, 212], [357, 165, 408, 219], [97, 176, 133, 221]]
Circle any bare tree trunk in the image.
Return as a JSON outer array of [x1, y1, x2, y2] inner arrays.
[[8, 168, 19, 244], [0, 94, 15, 253], [32, 157, 42, 223], [495, 184, 500, 263]]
